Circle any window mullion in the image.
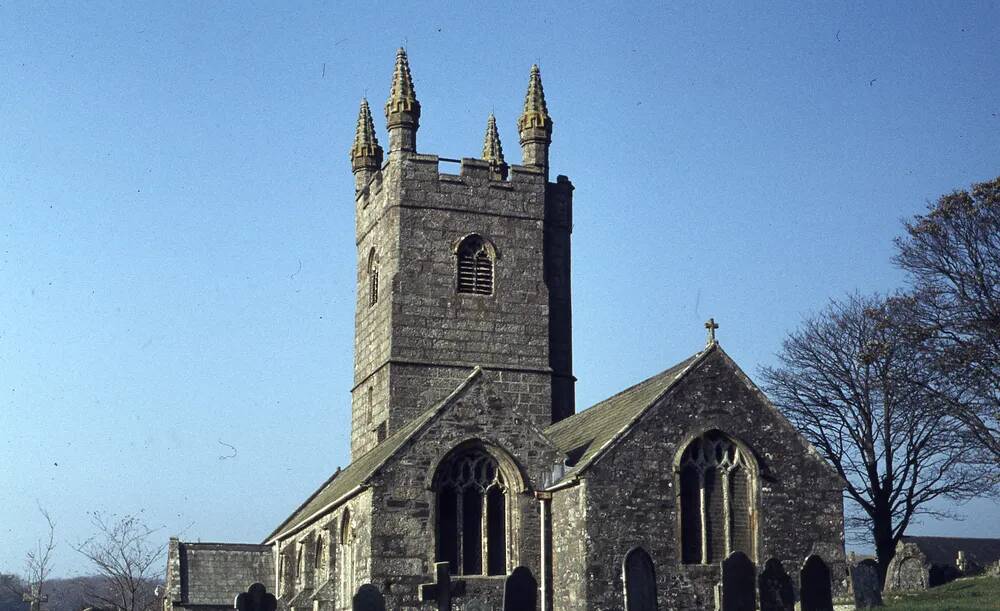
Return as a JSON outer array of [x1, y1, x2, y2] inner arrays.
[[455, 486, 464, 574], [699, 469, 708, 564]]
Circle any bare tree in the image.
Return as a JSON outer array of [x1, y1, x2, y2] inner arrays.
[[761, 293, 996, 585], [73, 512, 166, 611], [22, 506, 57, 611], [893, 176, 1000, 460]]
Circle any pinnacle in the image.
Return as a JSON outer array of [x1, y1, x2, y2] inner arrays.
[[350, 98, 382, 167], [518, 64, 551, 133], [385, 47, 420, 118], [482, 113, 505, 165]]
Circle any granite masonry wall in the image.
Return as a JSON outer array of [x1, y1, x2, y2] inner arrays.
[[367, 372, 563, 610], [164, 541, 274, 611], [570, 349, 846, 610]]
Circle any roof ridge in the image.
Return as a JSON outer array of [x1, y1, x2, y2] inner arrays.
[[569, 346, 714, 474], [545, 346, 716, 486], [548, 347, 709, 432]]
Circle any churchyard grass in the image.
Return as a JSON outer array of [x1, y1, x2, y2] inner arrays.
[[882, 575, 1000, 610]]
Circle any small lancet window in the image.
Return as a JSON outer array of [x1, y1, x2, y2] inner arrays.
[[367, 248, 379, 306], [678, 431, 757, 565], [313, 535, 323, 569], [456, 234, 494, 295], [338, 510, 354, 604]]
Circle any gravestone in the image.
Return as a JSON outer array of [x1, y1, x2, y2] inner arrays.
[[234, 583, 277, 611], [758, 558, 794, 611], [352, 584, 385, 611], [719, 551, 756, 611], [800, 555, 833, 611], [851, 559, 882, 609], [420, 562, 465, 611], [502, 566, 537, 611], [623, 548, 657, 611]]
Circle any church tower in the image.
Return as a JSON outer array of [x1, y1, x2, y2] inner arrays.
[[348, 50, 574, 457]]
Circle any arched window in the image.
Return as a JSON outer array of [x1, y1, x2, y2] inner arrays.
[[367, 249, 379, 306], [455, 234, 494, 295], [278, 544, 294, 598], [295, 544, 305, 586], [434, 447, 508, 575], [678, 431, 756, 564], [338, 510, 354, 604], [313, 534, 323, 570], [623, 547, 658, 611]]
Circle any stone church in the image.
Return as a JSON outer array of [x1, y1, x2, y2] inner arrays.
[[163, 50, 846, 611]]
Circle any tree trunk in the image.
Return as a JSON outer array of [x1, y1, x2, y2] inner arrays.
[[872, 506, 897, 588]]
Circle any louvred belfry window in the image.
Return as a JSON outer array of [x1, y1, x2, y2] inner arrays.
[[456, 234, 494, 295]]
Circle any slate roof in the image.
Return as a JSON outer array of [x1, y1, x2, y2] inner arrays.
[[265, 368, 483, 542], [901, 535, 1000, 568], [544, 346, 710, 482]]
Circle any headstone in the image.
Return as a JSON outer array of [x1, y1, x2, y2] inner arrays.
[[502, 566, 537, 611], [623, 548, 658, 611], [420, 562, 466, 611], [800, 555, 833, 611], [234, 583, 277, 611], [719, 551, 756, 611], [851, 560, 882, 609], [352, 584, 385, 611], [758, 558, 794, 611]]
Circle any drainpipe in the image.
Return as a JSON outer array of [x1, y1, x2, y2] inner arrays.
[[536, 491, 553, 611]]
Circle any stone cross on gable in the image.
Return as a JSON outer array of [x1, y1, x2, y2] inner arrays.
[[705, 318, 720, 345], [419, 562, 465, 611]]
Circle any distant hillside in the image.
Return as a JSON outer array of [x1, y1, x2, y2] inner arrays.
[[884, 575, 1000, 610], [0, 575, 162, 611]]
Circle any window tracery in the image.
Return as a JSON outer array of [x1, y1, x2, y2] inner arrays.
[[434, 448, 508, 575], [679, 431, 756, 564]]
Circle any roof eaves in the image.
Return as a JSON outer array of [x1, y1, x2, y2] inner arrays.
[[263, 467, 344, 543], [264, 484, 367, 544]]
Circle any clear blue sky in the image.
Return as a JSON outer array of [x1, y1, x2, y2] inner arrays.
[[1, 2, 997, 576]]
